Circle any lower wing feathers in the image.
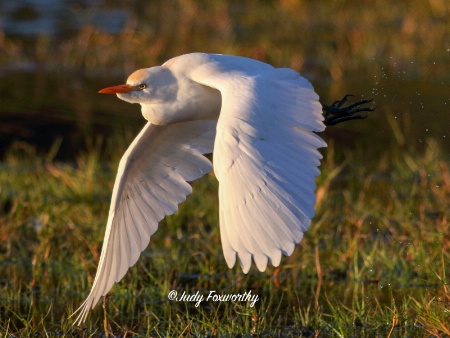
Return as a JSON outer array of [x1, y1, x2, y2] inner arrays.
[[72, 119, 216, 324]]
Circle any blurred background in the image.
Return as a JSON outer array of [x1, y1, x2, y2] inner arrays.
[[0, 0, 449, 160]]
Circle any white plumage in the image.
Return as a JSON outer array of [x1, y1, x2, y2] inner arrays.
[[72, 53, 326, 324]]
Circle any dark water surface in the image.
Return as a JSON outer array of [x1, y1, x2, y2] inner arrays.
[[0, 0, 449, 160]]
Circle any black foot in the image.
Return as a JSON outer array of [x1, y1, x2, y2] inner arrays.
[[322, 94, 375, 126]]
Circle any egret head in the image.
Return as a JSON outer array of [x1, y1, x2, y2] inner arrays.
[[99, 67, 178, 104], [98, 61, 221, 125]]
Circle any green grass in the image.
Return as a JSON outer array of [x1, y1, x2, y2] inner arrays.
[[0, 118, 449, 336]]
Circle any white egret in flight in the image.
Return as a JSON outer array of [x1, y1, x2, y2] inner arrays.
[[72, 53, 373, 324]]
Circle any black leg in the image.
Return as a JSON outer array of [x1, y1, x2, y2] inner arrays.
[[322, 94, 375, 126]]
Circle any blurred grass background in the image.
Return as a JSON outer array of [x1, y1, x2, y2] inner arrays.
[[0, 0, 449, 336]]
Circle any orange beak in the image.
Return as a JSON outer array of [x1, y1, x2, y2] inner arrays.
[[98, 84, 135, 94]]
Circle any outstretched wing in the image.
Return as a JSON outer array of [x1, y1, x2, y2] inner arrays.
[[193, 64, 326, 273], [72, 119, 216, 324]]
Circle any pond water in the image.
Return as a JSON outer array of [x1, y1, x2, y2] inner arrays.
[[0, 0, 449, 160]]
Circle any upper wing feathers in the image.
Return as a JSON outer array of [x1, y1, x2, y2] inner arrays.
[[73, 119, 216, 324], [193, 65, 326, 273]]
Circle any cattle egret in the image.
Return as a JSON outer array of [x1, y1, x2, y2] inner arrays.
[[72, 53, 373, 324]]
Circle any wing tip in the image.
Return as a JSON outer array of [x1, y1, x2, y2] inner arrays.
[[238, 252, 252, 274], [70, 300, 91, 326]]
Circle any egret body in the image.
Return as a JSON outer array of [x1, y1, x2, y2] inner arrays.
[[73, 53, 328, 324]]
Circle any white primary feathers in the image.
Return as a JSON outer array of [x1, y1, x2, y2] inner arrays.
[[72, 53, 326, 324]]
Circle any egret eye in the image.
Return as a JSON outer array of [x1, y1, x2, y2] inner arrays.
[[138, 83, 147, 90]]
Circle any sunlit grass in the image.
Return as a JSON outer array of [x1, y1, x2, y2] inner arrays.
[[0, 116, 449, 336]]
